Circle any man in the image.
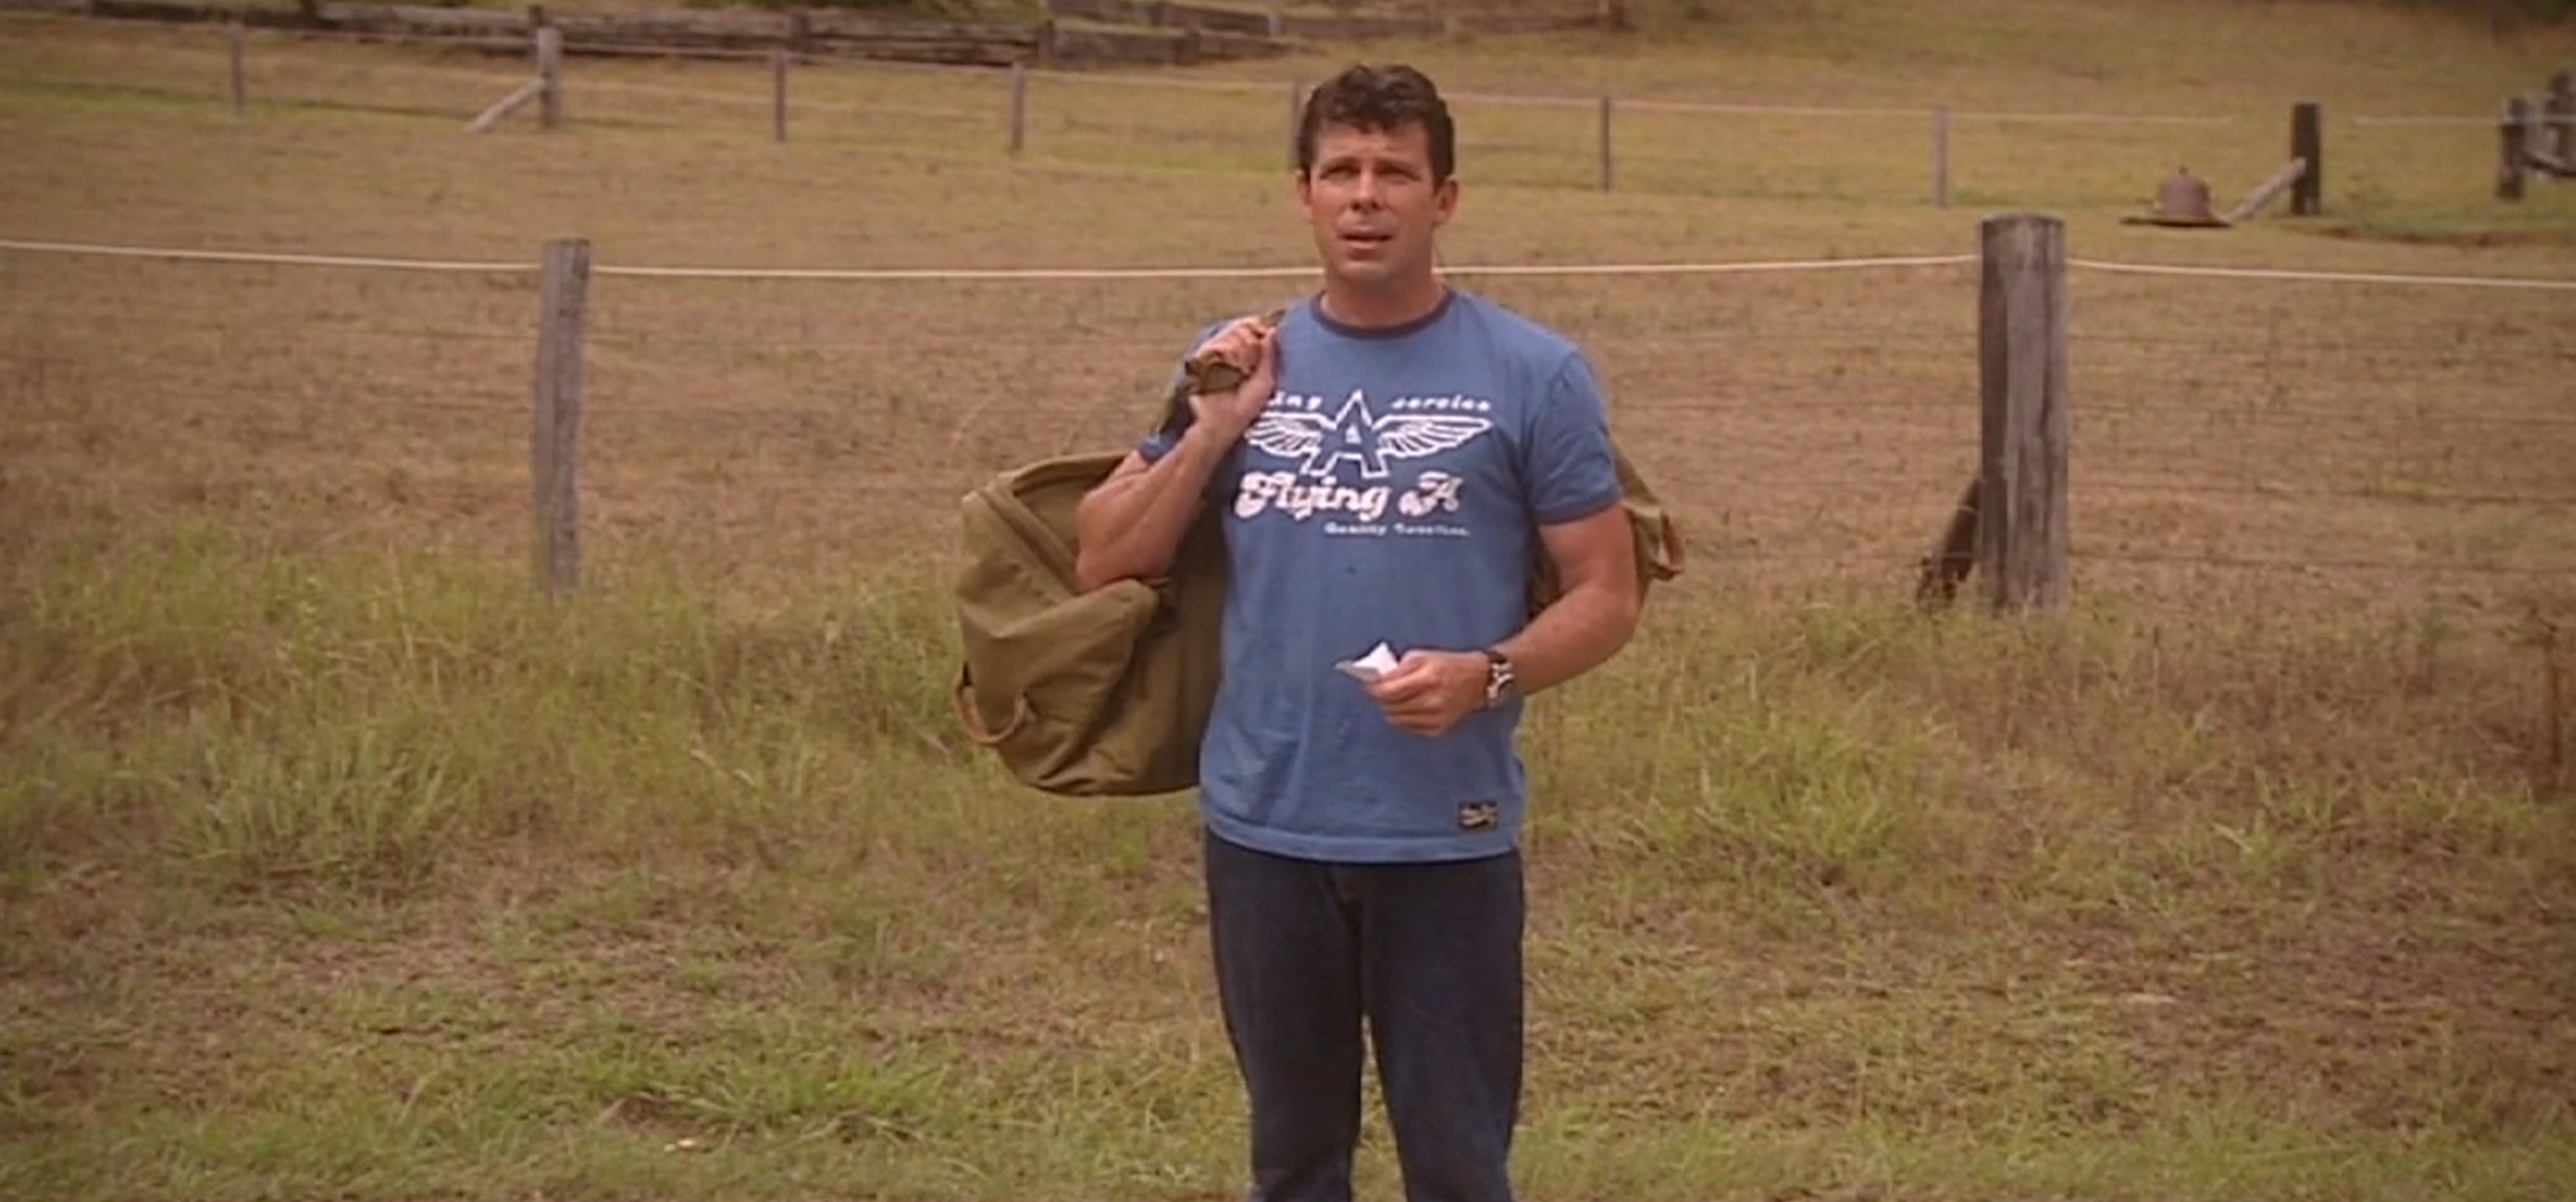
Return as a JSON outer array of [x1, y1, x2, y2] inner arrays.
[[1071, 63, 1642, 1202]]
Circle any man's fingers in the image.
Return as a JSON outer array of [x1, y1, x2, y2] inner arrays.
[[1252, 328, 1280, 381], [1370, 661, 1437, 700], [1194, 317, 1262, 361], [1186, 314, 1279, 400], [1361, 677, 1411, 707], [1358, 652, 1483, 738], [1237, 325, 1273, 362], [1222, 328, 1272, 376]]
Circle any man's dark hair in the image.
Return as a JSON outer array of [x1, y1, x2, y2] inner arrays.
[[1296, 64, 1456, 185]]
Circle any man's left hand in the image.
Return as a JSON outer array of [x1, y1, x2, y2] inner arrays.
[[1364, 650, 1490, 738]]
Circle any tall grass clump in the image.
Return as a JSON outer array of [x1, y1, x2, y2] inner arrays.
[[0, 525, 972, 897], [1523, 586, 2575, 936]]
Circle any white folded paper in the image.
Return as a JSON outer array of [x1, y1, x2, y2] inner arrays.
[[1334, 641, 1401, 683]]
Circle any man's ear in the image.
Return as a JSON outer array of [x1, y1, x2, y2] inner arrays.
[[1432, 176, 1460, 225]]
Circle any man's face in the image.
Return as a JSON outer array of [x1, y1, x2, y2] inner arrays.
[[1297, 119, 1457, 291]]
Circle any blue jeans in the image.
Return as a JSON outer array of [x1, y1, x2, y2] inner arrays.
[[1202, 826, 1525, 1202]]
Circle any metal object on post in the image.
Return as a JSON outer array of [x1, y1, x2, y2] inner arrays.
[[2154, 167, 2223, 223], [2121, 166, 2233, 228]]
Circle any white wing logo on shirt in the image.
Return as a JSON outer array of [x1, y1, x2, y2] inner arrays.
[[1243, 389, 1492, 480]]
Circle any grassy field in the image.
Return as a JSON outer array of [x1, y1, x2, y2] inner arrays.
[[5, 0, 2576, 1199]]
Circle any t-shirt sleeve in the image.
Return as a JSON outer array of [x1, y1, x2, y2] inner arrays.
[[1523, 349, 1625, 525]]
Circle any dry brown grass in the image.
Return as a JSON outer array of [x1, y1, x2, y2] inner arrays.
[[5, 7, 2573, 614]]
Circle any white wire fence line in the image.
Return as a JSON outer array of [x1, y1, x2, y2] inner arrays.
[[7, 237, 2576, 290], [9, 252, 2567, 599]]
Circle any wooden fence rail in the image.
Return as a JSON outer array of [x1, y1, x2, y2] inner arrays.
[[173, 11, 2302, 210], [1037, 0, 1613, 39], [77, 4, 2565, 221], [0, 0, 1301, 68]]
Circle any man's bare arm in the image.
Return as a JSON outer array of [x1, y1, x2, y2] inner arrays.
[[1493, 502, 1643, 695], [1071, 427, 1238, 592], [1072, 315, 1277, 592]]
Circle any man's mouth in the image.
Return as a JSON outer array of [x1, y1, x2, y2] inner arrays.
[[1341, 230, 1393, 252]]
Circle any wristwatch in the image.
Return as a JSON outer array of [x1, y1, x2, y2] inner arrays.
[[1479, 647, 1519, 709]]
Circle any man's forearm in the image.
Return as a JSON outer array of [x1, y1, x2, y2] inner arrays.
[[1072, 426, 1237, 591], [1493, 577, 1641, 696]]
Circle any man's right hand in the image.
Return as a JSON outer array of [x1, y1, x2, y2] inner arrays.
[[1185, 315, 1279, 440]]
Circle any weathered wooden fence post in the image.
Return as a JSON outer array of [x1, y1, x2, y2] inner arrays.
[[772, 49, 788, 143], [2500, 95, 2530, 201], [536, 23, 564, 129], [1976, 212, 2070, 613], [2291, 100, 2321, 216], [2546, 69, 2576, 167], [532, 239, 590, 594], [1932, 104, 1950, 208], [1597, 94, 1613, 191], [227, 19, 246, 116], [1286, 77, 1303, 171], [1008, 62, 1027, 155]]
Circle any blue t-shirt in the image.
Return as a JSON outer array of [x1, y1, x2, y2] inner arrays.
[[1138, 288, 1622, 864]]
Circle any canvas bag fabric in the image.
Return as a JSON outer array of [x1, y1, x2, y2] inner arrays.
[[951, 443, 1684, 798]]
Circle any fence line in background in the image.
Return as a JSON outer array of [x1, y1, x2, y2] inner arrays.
[[0, 239, 532, 273], [18, 9, 2576, 211], [539, 203, 2576, 609], [173, 14, 2251, 125], [2063, 259, 2576, 291], [6, 223, 2571, 604], [113, 15, 2350, 207], [9, 238, 2576, 293], [3, 215, 2081, 610], [222, 19, 2555, 129]]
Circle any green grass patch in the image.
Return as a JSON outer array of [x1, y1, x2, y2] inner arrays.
[[3, 529, 2571, 1200]]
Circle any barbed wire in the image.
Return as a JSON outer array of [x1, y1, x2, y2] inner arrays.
[[9, 299, 2552, 369], [6, 246, 2568, 594], [2069, 402, 2576, 429], [0, 314, 532, 345], [9, 239, 2571, 293], [2076, 549, 2576, 576], [2078, 479, 2576, 507], [2067, 258, 2576, 292]]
